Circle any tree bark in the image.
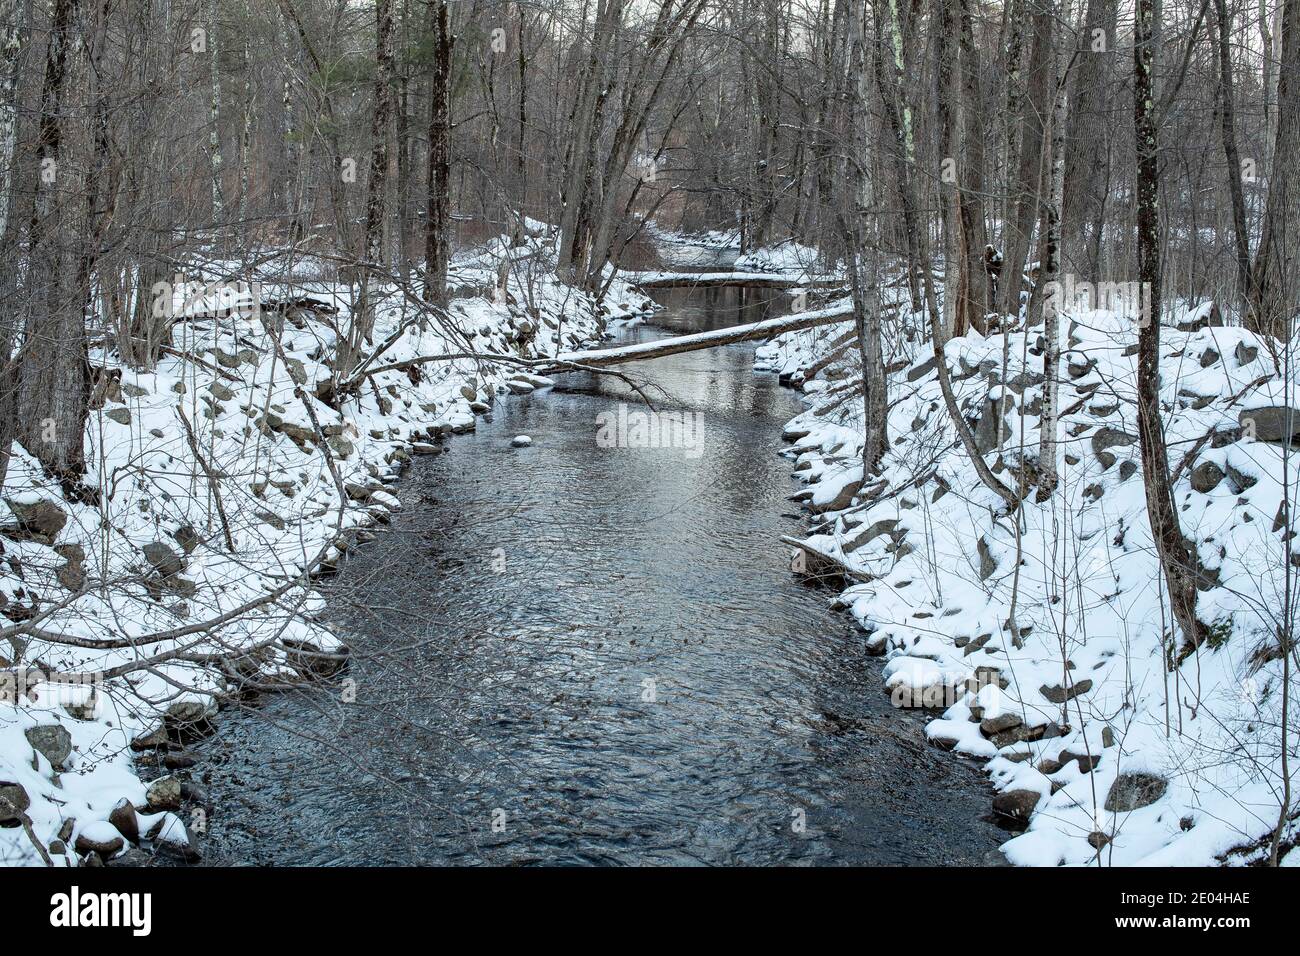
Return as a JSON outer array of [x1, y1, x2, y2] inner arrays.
[[1134, 0, 1207, 653], [423, 0, 452, 309]]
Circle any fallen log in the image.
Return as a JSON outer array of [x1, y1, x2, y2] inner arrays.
[[542, 299, 878, 371], [626, 270, 845, 290]]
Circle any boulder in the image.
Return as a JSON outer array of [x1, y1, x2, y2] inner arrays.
[[146, 775, 183, 811], [25, 723, 72, 768], [108, 798, 140, 844], [105, 407, 132, 426], [3, 499, 68, 542], [1104, 771, 1168, 812], [1190, 460, 1224, 493], [511, 435, 533, 447], [1039, 678, 1093, 704], [54, 543, 86, 591], [0, 780, 30, 823], [992, 789, 1041, 823], [980, 712, 1023, 736], [1091, 427, 1137, 469], [75, 821, 125, 858], [143, 541, 186, 579], [1241, 407, 1300, 443]]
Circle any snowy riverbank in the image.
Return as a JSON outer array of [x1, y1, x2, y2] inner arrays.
[[0, 228, 653, 866], [759, 287, 1300, 866]]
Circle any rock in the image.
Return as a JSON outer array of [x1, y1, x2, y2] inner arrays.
[[0, 780, 30, 823], [1091, 427, 1137, 469], [143, 541, 186, 579], [1190, 460, 1224, 493], [411, 442, 443, 455], [844, 518, 900, 555], [980, 712, 1023, 736], [1088, 831, 1112, 849], [810, 476, 862, 514], [105, 407, 132, 426], [906, 356, 936, 382], [973, 395, 1013, 454], [511, 435, 532, 447], [1104, 771, 1168, 812], [1060, 749, 1102, 773], [3, 499, 68, 542], [1199, 347, 1220, 368], [146, 775, 183, 811], [75, 822, 126, 858], [1235, 341, 1259, 366], [990, 720, 1065, 749], [344, 482, 373, 502], [149, 815, 201, 863], [54, 543, 86, 591], [165, 699, 214, 729], [163, 750, 198, 770], [992, 789, 1041, 823], [459, 385, 478, 401], [284, 357, 308, 386], [173, 524, 200, 554], [106, 848, 152, 868], [25, 724, 72, 768], [213, 348, 241, 368], [505, 379, 535, 395], [108, 798, 140, 844], [1225, 462, 1258, 493], [255, 509, 286, 531], [1241, 407, 1300, 443], [327, 435, 354, 459], [208, 382, 236, 402], [977, 536, 998, 580], [1039, 678, 1093, 704]]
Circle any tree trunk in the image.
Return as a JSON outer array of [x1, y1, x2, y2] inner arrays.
[[344, 0, 396, 371], [1212, 0, 1253, 308], [1250, 0, 1299, 338], [1134, 0, 1207, 654], [423, 0, 452, 308], [16, 0, 93, 490]]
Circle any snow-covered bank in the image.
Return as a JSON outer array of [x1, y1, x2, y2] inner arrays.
[[759, 291, 1300, 866], [0, 231, 653, 866]]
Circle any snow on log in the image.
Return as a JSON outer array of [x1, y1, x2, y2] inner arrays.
[[544, 299, 876, 371], [625, 271, 844, 289]]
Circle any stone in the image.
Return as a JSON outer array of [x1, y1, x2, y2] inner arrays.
[[1118, 460, 1138, 482], [1235, 341, 1259, 366], [1060, 749, 1102, 773], [1040, 678, 1093, 704], [3, 499, 68, 542], [511, 435, 532, 447], [165, 699, 214, 728], [75, 822, 125, 858], [0, 780, 30, 823], [108, 798, 139, 844], [163, 750, 197, 770], [1241, 407, 1300, 443], [105, 407, 132, 426], [54, 543, 86, 591], [121, 383, 150, 398], [906, 356, 936, 382], [208, 382, 235, 402], [1091, 427, 1137, 470], [1225, 462, 1258, 493], [980, 712, 1023, 736], [106, 848, 152, 867], [25, 724, 72, 768], [1199, 347, 1220, 368], [973, 395, 1013, 454], [1104, 772, 1168, 812], [344, 482, 372, 502], [1190, 460, 1224, 493], [992, 789, 1041, 823], [977, 536, 998, 580], [146, 775, 183, 811], [213, 348, 241, 369], [255, 509, 286, 531], [143, 541, 186, 579], [1088, 831, 1112, 850], [327, 435, 354, 459], [284, 357, 308, 386]]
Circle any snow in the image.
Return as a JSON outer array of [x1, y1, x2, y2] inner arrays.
[[0, 224, 654, 866], [758, 289, 1300, 866]]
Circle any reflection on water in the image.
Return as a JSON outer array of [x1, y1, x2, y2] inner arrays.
[[191, 286, 998, 866]]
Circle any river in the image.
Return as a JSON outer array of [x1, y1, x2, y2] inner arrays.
[[189, 283, 1000, 865]]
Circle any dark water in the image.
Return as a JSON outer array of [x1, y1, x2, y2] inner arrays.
[[191, 286, 999, 866]]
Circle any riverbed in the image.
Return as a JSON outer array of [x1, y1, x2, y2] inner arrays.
[[189, 284, 1001, 865]]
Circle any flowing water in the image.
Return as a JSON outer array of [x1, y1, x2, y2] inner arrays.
[[190, 284, 1000, 866]]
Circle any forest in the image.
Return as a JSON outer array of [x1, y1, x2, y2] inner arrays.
[[0, 0, 1297, 874]]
